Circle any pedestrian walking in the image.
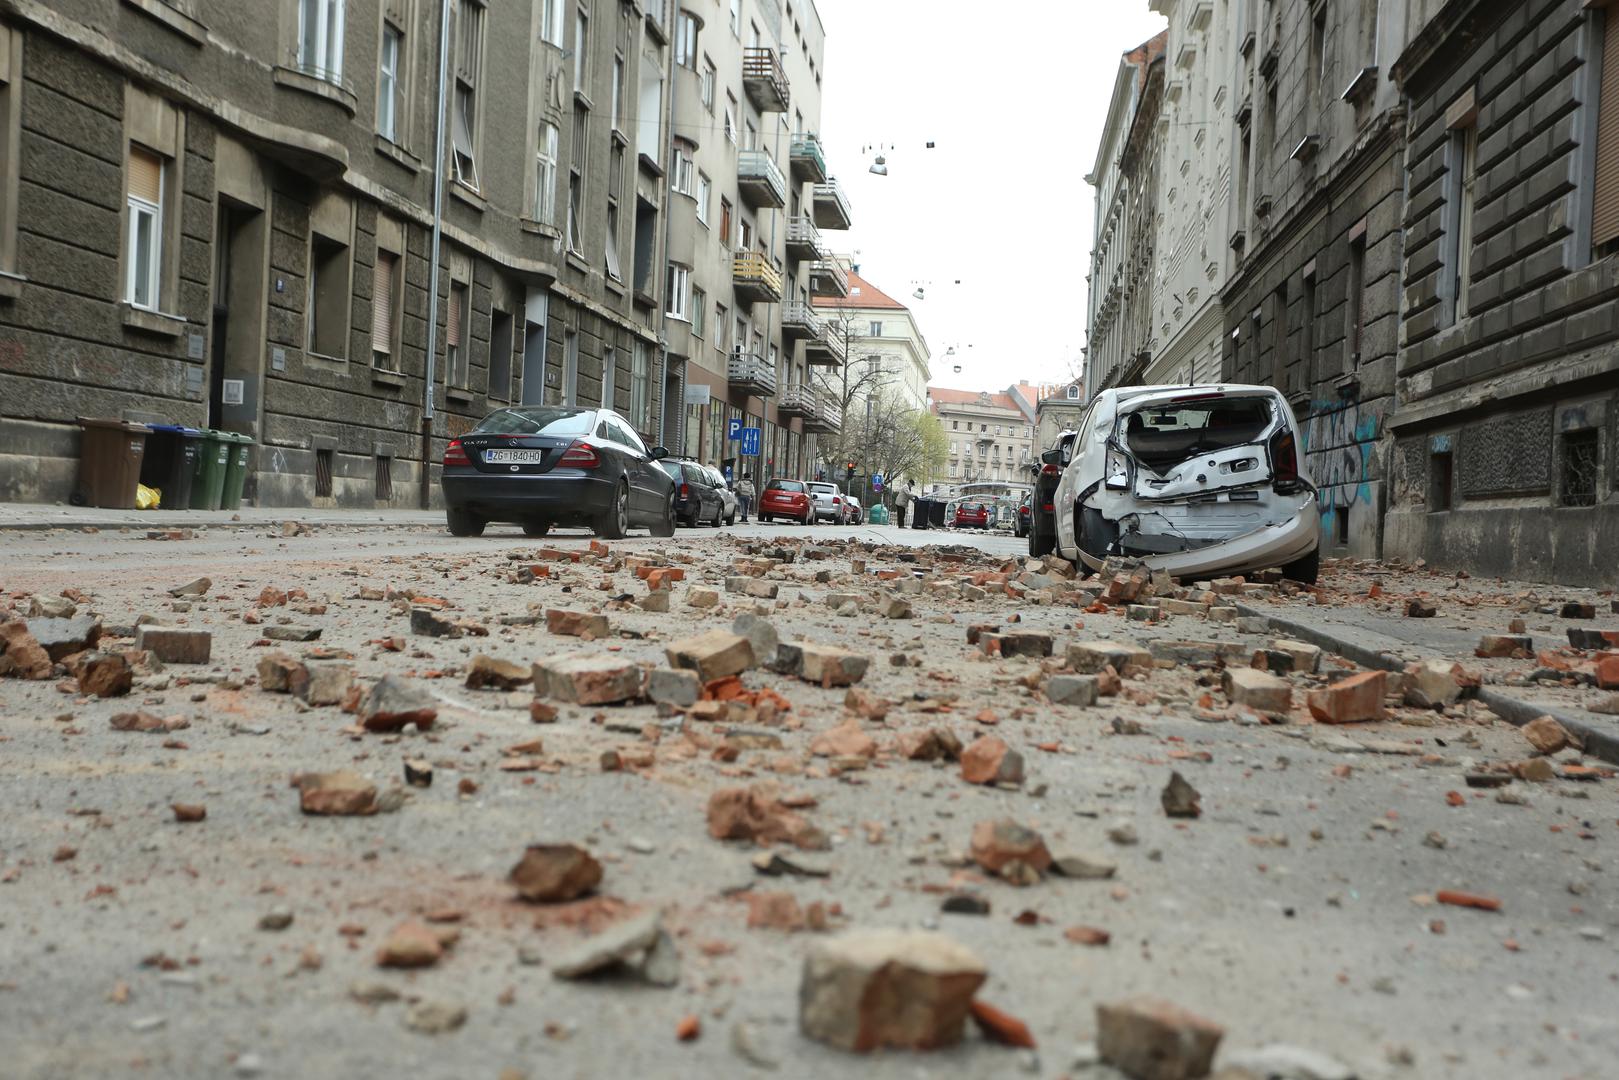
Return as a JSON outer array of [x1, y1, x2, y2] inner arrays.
[[735, 474, 756, 522], [893, 478, 912, 528]]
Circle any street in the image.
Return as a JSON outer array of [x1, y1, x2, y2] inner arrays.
[[2, 518, 1617, 1080]]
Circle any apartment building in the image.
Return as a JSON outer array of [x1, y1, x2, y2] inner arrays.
[[1143, 0, 1235, 386], [674, 0, 848, 482], [1382, 0, 1619, 584], [811, 269, 931, 415], [0, 0, 840, 507], [930, 386, 1037, 488], [1084, 31, 1168, 397], [1033, 378, 1086, 457]]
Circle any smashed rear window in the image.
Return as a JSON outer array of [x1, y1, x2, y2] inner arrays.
[[1120, 396, 1275, 472]]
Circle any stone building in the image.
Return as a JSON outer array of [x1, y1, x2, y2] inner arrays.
[[1143, 0, 1236, 386], [1218, 0, 1411, 560], [1383, 0, 1619, 584], [0, 0, 840, 507], [929, 385, 1036, 490], [1033, 378, 1086, 458], [1085, 30, 1168, 397]]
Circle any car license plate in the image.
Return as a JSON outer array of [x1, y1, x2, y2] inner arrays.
[[484, 449, 546, 464]]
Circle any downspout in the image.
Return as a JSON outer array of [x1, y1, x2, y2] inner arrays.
[[420, 0, 453, 509], [656, 31, 678, 448]]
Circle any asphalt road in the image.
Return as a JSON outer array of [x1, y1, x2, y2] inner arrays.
[[1, 523, 1615, 1080]]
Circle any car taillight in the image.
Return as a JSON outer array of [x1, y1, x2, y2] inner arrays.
[[679, 483, 690, 498], [557, 440, 600, 468], [1271, 428, 1299, 486], [1041, 464, 1059, 476], [1041, 503, 1054, 512], [1105, 445, 1132, 490], [444, 439, 470, 467]]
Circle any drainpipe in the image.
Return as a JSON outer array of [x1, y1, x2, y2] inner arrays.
[[420, 0, 453, 509], [656, 36, 679, 450]]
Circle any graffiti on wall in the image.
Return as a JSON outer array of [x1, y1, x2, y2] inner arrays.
[[1300, 396, 1385, 534]]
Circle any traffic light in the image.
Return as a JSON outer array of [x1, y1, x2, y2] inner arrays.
[[845, 461, 856, 481]]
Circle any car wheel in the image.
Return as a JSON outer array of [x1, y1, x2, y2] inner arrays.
[[712, 502, 723, 528], [1028, 509, 1055, 557], [760, 513, 770, 523], [1282, 547, 1320, 586], [1077, 508, 1117, 560], [596, 481, 629, 540], [650, 491, 676, 537], [726, 509, 736, 526], [522, 519, 551, 538], [446, 508, 485, 538]]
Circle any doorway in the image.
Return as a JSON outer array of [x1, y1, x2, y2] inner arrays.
[[207, 199, 268, 495]]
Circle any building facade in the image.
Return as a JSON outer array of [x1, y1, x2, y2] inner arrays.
[[1085, 30, 1168, 397], [1383, 0, 1619, 584], [929, 385, 1036, 490], [0, 0, 842, 508], [1033, 378, 1087, 458], [1218, 0, 1411, 560], [812, 269, 930, 416], [1144, 0, 1235, 386]]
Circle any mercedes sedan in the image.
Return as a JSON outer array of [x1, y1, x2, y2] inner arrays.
[[440, 406, 676, 539]]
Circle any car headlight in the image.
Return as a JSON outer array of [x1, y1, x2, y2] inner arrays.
[[1105, 445, 1131, 490]]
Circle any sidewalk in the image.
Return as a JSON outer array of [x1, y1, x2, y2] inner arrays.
[[0, 502, 444, 532]]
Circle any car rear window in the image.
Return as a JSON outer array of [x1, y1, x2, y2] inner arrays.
[[658, 461, 684, 480], [475, 408, 594, 437], [1122, 396, 1275, 470], [767, 480, 805, 492]]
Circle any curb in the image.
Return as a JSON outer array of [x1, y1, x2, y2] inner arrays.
[[0, 516, 443, 533], [1236, 601, 1619, 766]]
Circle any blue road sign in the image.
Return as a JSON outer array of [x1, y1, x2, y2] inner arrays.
[[872, 473, 884, 491], [727, 418, 743, 441], [740, 427, 761, 456]]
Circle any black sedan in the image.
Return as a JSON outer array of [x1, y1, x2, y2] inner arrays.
[[440, 406, 676, 539]]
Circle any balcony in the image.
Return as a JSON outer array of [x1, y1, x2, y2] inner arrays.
[[810, 179, 852, 230], [732, 250, 783, 304], [785, 216, 824, 263], [742, 46, 789, 113], [737, 149, 787, 209], [804, 393, 841, 434], [789, 133, 827, 183], [804, 323, 846, 368], [808, 257, 848, 298], [727, 351, 777, 397], [781, 301, 822, 341], [777, 383, 819, 419]]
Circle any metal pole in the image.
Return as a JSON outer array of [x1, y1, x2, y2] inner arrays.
[[420, 0, 453, 509]]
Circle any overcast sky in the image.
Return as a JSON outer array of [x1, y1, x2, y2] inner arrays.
[[810, 0, 1167, 396]]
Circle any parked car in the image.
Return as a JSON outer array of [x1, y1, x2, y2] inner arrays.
[[759, 478, 813, 525], [657, 457, 725, 527], [1053, 384, 1320, 583], [704, 465, 739, 525], [1029, 430, 1078, 557], [440, 406, 675, 539], [842, 493, 863, 525], [953, 501, 990, 529], [805, 481, 845, 523], [1014, 492, 1032, 537]]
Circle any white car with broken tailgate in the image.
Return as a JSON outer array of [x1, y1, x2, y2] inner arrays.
[[1053, 384, 1321, 584]]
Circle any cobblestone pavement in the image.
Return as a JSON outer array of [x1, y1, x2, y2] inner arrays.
[[1, 522, 1616, 1080]]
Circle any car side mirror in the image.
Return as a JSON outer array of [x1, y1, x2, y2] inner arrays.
[[1040, 448, 1061, 466], [647, 446, 669, 460]]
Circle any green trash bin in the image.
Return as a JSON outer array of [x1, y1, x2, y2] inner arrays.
[[218, 432, 253, 510], [189, 429, 231, 510], [867, 504, 889, 526]]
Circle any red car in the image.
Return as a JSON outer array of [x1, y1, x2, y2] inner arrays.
[[953, 501, 990, 529], [759, 478, 813, 525]]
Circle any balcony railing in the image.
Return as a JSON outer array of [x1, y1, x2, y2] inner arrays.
[[742, 46, 789, 113], [804, 392, 841, 434], [781, 301, 822, 341], [804, 322, 846, 367], [732, 250, 783, 304], [808, 257, 848, 298], [810, 179, 852, 230], [727, 351, 777, 397], [737, 149, 787, 209], [784, 215, 824, 263], [789, 133, 827, 183], [777, 383, 819, 419]]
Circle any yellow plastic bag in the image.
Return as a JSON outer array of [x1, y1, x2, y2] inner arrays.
[[136, 484, 161, 510]]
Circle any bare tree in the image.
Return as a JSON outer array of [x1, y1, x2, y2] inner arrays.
[[810, 297, 891, 474]]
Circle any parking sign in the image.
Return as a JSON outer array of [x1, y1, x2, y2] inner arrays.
[[727, 418, 743, 441], [740, 427, 761, 456]]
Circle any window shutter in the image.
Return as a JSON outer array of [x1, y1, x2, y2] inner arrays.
[[447, 285, 463, 347], [1594, 13, 1619, 246], [371, 252, 396, 355], [128, 147, 163, 204]]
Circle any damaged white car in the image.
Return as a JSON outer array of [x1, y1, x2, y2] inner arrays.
[[1053, 385, 1321, 584]]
